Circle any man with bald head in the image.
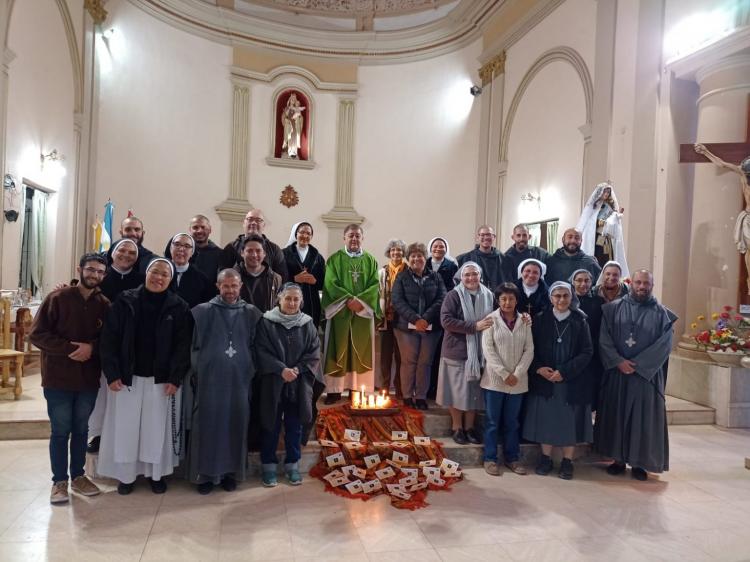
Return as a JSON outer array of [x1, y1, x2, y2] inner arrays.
[[594, 270, 677, 481], [544, 228, 601, 284], [504, 223, 549, 274], [219, 209, 288, 282], [456, 225, 513, 290], [164, 215, 222, 280]]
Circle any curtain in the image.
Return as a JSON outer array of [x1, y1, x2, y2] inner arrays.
[[528, 223, 542, 249], [29, 192, 47, 295], [546, 220, 559, 254]]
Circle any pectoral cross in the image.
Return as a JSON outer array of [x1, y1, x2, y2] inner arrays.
[[625, 335, 636, 348], [526, 302, 533, 315], [225, 342, 237, 358], [351, 270, 361, 283]]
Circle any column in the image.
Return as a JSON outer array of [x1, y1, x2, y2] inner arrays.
[[682, 55, 750, 342], [0, 47, 15, 272], [321, 97, 364, 250], [215, 76, 252, 244]]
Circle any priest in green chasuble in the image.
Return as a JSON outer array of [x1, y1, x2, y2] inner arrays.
[[322, 224, 380, 403]]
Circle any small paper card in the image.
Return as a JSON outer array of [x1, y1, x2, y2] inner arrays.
[[440, 458, 460, 474], [422, 466, 440, 478], [342, 465, 367, 480], [392, 451, 409, 465], [400, 468, 418, 478], [391, 430, 408, 441], [323, 469, 344, 483], [386, 483, 405, 493], [399, 475, 417, 486], [361, 479, 383, 494], [330, 475, 349, 487], [375, 466, 396, 480], [409, 482, 428, 492], [414, 436, 431, 446], [343, 441, 365, 451], [344, 429, 362, 442], [371, 441, 391, 448], [364, 454, 381, 469], [326, 452, 346, 468], [319, 439, 338, 447], [385, 459, 401, 469], [391, 441, 411, 449], [391, 488, 412, 500], [419, 459, 436, 467], [345, 480, 363, 494], [445, 469, 463, 478], [427, 476, 446, 486], [341, 465, 357, 477]]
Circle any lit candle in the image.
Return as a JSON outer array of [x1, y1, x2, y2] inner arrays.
[[351, 390, 360, 408], [376, 396, 384, 407], [368, 395, 375, 408]]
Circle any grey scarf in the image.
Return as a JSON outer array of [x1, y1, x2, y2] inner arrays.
[[263, 307, 312, 329], [454, 261, 494, 381]]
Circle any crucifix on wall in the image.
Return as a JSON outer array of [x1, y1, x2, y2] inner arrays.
[[680, 94, 750, 301]]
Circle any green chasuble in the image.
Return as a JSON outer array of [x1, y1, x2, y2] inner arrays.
[[322, 250, 380, 378]]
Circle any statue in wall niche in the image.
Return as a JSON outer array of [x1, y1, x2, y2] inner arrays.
[[281, 93, 306, 159], [576, 181, 629, 278], [694, 143, 750, 294]]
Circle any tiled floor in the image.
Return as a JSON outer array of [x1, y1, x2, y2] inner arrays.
[[0, 426, 749, 561]]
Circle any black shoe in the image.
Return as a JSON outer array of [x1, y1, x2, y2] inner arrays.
[[117, 482, 134, 495], [221, 476, 237, 492], [323, 393, 341, 405], [452, 429, 468, 445], [415, 399, 428, 410], [197, 482, 213, 495], [149, 478, 167, 494], [559, 458, 574, 480], [535, 454, 553, 476], [403, 398, 415, 408], [606, 461, 626, 476], [87, 436, 100, 454], [465, 428, 481, 444], [631, 467, 648, 481]]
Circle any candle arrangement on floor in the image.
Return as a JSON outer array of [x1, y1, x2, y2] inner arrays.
[[349, 386, 399, 415]]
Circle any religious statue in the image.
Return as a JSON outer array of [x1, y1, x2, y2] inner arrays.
[[576, 181, 629, 278], [280, 93, 306, 159], [694, 143, 750, 294]]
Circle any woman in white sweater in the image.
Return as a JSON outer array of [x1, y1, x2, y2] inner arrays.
[[480, 283, 534, 476]]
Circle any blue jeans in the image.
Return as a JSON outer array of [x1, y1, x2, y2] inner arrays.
[[44, 388, 98, 483], [260, 394, 302, 467], [483, 389, 524, 463], [394, 329, 441, 400]]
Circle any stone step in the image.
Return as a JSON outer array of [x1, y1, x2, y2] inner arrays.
[[666, 396, 716, 425]]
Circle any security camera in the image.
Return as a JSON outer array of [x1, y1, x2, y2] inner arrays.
[[470, 85, 483, 96]]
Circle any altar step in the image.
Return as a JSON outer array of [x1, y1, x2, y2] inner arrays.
[[665, 395, 715, 425]]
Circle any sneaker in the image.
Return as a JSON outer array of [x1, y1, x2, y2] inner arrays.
[[535, 454, 553, 476], [606, 461, 626, 476], [221, 476, 237, 492], [631, 467, 648, 481], [50, 481, 69, 504], [197, 482, 214, 495], [452, 429, 468, 445], [262, 471, 278, 488], [465, 429, 481, 444], [286, 469, 303, 486], [71, 475, 101, 497], [86, 436, 101, 454], [117, 481, 134, 495], [323, 393, 341, 405], [415, 399, 429, 410], [149, 478, 167, 494], [483, 461, 501, 476], [559, 458, 574, 480], [504, 461, 527, 475]]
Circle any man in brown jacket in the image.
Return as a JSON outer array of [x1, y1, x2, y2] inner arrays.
[[29, 253, 110, 504]]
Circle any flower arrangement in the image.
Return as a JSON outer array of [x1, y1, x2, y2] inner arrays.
[[692, 306, 750, 353]]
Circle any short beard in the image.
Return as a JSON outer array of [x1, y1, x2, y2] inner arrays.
[[564, 244, 579, 253], [79, 277, 100, 290], [631, 290, 652, 303]]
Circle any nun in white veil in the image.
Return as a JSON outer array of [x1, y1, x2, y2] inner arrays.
[[576, 182, 629, 278]]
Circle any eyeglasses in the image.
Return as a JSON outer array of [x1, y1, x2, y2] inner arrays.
[[82, 267, 106, 276], [171, 242, 193, 250], [245, 217, 265, 224]]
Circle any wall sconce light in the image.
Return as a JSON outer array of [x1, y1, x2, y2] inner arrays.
[[521, 192, 541, 203], [40, 149, 65, 169], [469, 85, 483, 96]]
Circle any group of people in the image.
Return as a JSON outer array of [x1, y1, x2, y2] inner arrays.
[[29, 198, 674, 505]]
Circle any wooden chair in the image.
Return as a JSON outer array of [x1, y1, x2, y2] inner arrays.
[[0, 298, 23, 399]]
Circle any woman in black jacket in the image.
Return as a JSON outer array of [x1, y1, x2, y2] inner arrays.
[[256, 283, 322, 488], [570, 269, 604, 411], [282, 222, 325, 327], [391, 242, 446, 409], [515, 259, 550, 317], [168, 233, 216, 308], [523, 281, 593, 480], [97, 258, 192, 495]]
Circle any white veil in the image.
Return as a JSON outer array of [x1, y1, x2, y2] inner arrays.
[[576, 182, 629, 278]]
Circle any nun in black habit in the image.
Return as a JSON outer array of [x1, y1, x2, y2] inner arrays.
[[168, 233, 216, 308]]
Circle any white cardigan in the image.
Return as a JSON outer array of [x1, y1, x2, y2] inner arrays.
[[480, 310, 534, 395]]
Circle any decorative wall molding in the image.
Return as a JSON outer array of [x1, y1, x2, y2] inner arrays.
[[694, 54, 750, 87], [131, 0, 503, 63], [667, 25, 750, 81], [499, 46, 593, 163], [228, 77, 251, 202], [55, 0, 83, 113], [231, 65, 357, 94], [478, 51, 505, 85], [84, 0, 108, 25]]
